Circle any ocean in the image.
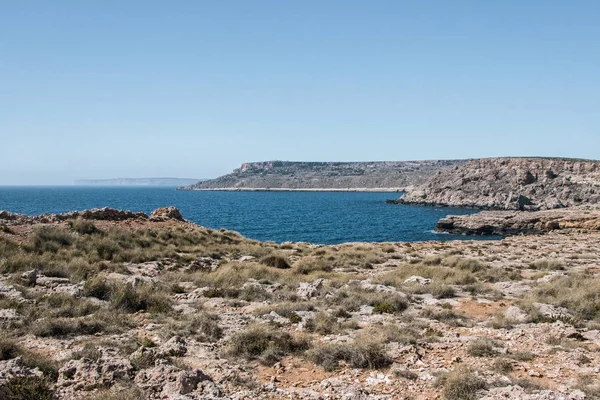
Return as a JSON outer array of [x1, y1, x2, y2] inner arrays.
[[0, 186, 496, 244]]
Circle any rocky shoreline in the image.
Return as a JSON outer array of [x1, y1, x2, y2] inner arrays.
[[435, 205, 600, 236]]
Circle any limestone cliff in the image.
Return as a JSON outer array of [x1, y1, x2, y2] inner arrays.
[[179, 160, 466, 191], [398, 157, 600, 210]]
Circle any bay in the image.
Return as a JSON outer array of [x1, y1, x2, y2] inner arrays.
[[0, 186, 497, 244]]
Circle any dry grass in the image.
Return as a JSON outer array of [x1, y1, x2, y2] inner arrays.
[[526, 273, 600, 321], [225, 324, 310, 365], [307, 334, 391, 371], [436, 366, 487, 400]]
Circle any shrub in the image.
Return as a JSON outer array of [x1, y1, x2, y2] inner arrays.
[[193, 313, 223, 342], [444, 257, 486, 272], [467, 338, 498, 357], [530, 258, 565, 270], [393, 368, 418, 380], [307, 335, 390, 371], [260, 254, 291, 269], [93, 238, 121, 260], [329, 288, 408, 314], [437, 366, 487, 400], [0, 375, 54, 400], [527, 273, 600, 321], [225, 324, 309, 365], [69, 218, 100, 235], [71, 343, 103, 361], [0, 339, 20, 360], [492, 358, 514, 373], [293, 258, 332, 274], [304, 312, 337, 334], [83, 275, 112, 301], [111, 283, 172, 314], [31, 226, 74, 253], [430, 283, 456, 299], [31, 317, 104, 337], [507, 350, 535, 361], [43, 293, 100, 318], [422, 309, 471, 327], [373, 302, 398, 314]]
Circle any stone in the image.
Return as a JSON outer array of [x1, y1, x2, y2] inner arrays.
[[57, 356, 134, 391], [149, 206, 185, 222], [296, 279, 324, 300], [535, 303, 573, 321], [503, 305, 529, 323], [134, 363, 218, 398], [404, 276, 432, 285], [157, 336, 187, 358]]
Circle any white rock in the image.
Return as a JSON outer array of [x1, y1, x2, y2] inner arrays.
[[404, 276, 432, 285]]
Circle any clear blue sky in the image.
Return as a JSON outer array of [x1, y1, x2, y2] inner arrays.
[[1, 1, 599, 184]]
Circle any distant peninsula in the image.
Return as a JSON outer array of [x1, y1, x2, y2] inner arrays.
[[178, 160, 467, 191], [75, 177, 203, 186]]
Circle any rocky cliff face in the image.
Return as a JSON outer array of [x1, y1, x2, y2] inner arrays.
[[180, 160, 467, 190], [398, 157, 600, 210]]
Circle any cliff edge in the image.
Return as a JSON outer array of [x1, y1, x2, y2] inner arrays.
[[397, 157, 600, 210]]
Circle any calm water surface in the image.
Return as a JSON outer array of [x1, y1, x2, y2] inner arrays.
[[0, 187, 496, 244]]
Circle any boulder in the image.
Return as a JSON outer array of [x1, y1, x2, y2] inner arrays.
[[134, 363, 219, 398], [503, 305, 529, 323], [57, 355, 134, 391], [296, 279, 324, 300], [150, 206, 185, 222], [404, 276, 432, 285]]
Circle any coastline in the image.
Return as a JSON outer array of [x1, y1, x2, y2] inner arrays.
[[178, 187, 409, 192]]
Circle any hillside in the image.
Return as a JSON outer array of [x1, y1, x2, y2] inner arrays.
[[179, 160, 467, 191], [397, 157, 600, 210], [75, 178, 203, 186]]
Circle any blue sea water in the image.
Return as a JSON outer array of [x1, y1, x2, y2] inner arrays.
[[0, 186, 496, 244]]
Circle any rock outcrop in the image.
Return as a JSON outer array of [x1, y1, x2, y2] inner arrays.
[[397, 157, 600, 210], [179, 160, 467, 191], [0, 207, 185, 225], [436, 205, 600, 235], [150, 206, 185, 222]]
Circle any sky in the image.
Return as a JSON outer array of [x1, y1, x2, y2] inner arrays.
[[1, 1, 599, 185]]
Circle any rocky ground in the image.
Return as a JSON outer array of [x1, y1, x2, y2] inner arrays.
[[1, 207, 600, 399], [397, 157, 600, 210]]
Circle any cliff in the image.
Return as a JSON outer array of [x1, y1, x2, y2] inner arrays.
[[397, 157, 600, 210], [179, 160, 467, 191]]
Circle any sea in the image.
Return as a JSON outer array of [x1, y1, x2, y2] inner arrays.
[[0, 186, 498, 244]]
